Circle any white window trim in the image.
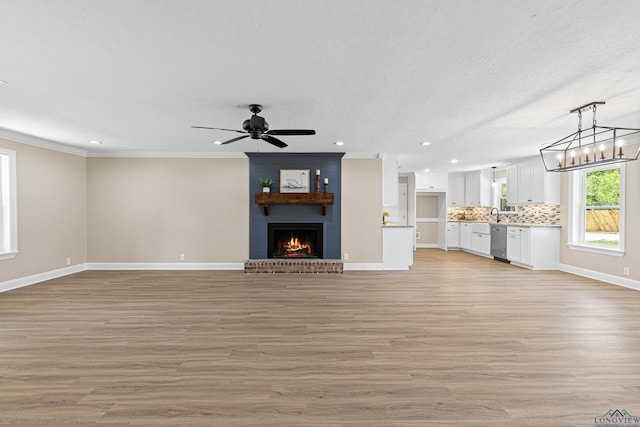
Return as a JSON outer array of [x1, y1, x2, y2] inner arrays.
[[0, 148, 18, 260], [567, 164, 625, 257], [491, 177, 517, 215]]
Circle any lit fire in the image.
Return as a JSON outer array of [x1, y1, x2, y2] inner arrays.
[[282, 235, 312, 257]]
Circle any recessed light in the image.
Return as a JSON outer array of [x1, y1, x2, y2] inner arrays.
[[212, 141, 223, 145], [451, 159, 458, 164], [335, 141, 344, 146], [88, 140, 102, 145], [424, 168, 430, 172], [421, 141, 431, 146]]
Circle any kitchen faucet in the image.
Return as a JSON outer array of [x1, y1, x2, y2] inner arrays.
[[490, 207, 501, 223]]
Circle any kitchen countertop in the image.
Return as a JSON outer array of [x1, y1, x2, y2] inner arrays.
[[449, 220, 560, 228]]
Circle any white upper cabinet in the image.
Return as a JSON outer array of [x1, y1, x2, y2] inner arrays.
[[415, 173, 447, 191], [464, 170, 491, 207], [507, 159, 560, 205], [517, 163, 534, 204], [506, 166, 518, 205], [447, 173, 466, 207]]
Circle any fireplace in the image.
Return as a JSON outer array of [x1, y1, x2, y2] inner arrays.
[[268, 223, 323, 259]]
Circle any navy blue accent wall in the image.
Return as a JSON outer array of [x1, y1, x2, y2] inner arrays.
[[247, 152, 344, 259]]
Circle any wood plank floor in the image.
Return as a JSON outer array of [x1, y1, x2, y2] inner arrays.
[[1, 249, 639, 426]]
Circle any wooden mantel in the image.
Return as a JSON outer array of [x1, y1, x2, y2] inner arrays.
[[254, 192, 335, 216]]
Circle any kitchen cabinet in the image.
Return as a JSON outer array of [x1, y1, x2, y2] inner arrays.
[[507, 159, 560, 205], [383, 226, 414, 270], [416, 173, 447, 191], [506, 227, 530, 265], [506, 167, 518, 205], [464, 170, 491, 206], [471, 232, 491, 256], [447, 173, 466, 207], [447, 222, 460, 248], [460, 222, 472, 250], [507, 226, 559, 270], [470, 222, 491, 256]]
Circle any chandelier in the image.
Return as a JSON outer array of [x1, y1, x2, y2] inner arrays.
[[540, 101, 640, 172]]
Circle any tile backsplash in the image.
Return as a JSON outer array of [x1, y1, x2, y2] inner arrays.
[[448, 205, 560, 225]]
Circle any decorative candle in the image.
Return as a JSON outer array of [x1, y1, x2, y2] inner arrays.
[[324, 178, 328, 184], [618, 140, 624, 158], [599, 144, 605, 160], [316, 169, 320, 176]]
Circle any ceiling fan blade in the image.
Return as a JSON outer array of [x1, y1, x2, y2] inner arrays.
[[266, 129, 316, 136], [262, 135, 288, 148], [221, 135, 250, 145], [192, 126, 247, 134]]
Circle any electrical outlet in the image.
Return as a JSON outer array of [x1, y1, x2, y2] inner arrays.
[[180, 254, 185, 261], [66, 257, 71, 266], [415, 232, 421, 239], [344, 253, 349, 260], [624, 267, 630, 276]]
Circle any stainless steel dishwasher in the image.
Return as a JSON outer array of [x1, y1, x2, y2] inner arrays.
[[490, 224, 509, 263]]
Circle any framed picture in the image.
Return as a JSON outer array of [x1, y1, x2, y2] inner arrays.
[[280, 169, 310, 193]]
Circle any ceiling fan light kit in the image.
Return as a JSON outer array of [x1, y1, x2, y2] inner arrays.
[[192, 104, 315, 149], [540, 101, 640, 172]]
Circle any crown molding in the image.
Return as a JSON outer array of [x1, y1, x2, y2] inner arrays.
[[86, 151, 248, 158], [343, 152, 380, 158], [0, 127, 87, 157]]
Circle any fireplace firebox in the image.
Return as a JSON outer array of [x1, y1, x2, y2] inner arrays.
[[268, 223, 323, 259]]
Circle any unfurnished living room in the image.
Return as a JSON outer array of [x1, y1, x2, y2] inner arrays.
[[1, 1, 640, 426]]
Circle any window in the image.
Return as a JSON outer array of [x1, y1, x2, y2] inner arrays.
[[568, 164, 625, 255], [492, 178, 516, 213], [0, 148, 18, 260]]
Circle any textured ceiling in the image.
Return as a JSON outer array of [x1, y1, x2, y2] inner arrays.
[[1, 0, 640, 173]]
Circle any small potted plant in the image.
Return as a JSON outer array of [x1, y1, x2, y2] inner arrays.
[[259, 178, 274, 193], [382, 210, 390, 225]]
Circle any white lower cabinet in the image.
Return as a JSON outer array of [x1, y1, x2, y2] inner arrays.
[[460, 223, 472, 250], [447, 222, 460, 248], [507, 226, 559, 270], [471, 232, 491, 256], [507, 227, 529, 265], [383, 226, 414, 270]]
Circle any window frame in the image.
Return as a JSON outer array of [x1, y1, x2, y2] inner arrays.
[[568, 163, 625, 257], [491, 177, 517, 215], [0, 148, 18, 260]]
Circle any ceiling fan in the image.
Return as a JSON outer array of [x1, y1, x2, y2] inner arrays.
[[192, 104, 315, 148]]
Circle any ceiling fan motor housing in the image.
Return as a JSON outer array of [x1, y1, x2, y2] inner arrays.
[[243, 115, 269, 138]]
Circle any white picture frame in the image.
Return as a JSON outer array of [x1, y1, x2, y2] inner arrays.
[[280, 169, 310, 193]]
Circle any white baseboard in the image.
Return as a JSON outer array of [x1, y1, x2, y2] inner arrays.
[[1, 262, 246, 293], [343, 263, 384, 271], [87, 262, 245, 270], [0, 263, 88, 293], [559, 263, 640, 291]]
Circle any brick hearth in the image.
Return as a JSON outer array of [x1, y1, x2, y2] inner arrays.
[[244, 259, 343, 274]]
